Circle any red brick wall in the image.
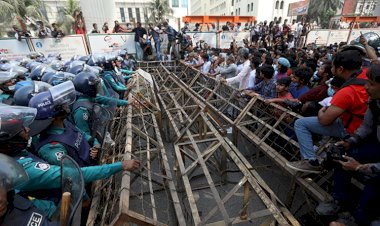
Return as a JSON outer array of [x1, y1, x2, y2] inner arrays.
[[342, 0, 358, 15]]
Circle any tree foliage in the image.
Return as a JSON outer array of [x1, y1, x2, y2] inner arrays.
[[307, 0, 343, 28], [0, 0, 48, 36], [148, 0, 173, 24]]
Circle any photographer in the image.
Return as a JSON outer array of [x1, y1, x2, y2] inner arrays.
[[317, 63, 380, 226]]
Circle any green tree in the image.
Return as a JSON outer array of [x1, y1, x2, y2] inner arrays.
[[0, 0, 48, 36], [308, 0, 343, 28], [148, 0, 173, 24], [56, 0, 81, 34]]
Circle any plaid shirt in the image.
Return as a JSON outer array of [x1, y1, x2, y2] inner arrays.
[[250, 78, 277, 99]]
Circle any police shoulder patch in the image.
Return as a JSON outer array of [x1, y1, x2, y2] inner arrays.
[[55, 151, 64, 161], [34, 162, 50, 171], [83, 112, 89, 120], [27, 212, 43, 226]]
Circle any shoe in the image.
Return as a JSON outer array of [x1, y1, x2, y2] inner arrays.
[[286, 160, 322, 174], [316, 200, 341, 216]]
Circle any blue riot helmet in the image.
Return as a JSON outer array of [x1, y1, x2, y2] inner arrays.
[[72, 72, 100, 98], [47, 72, 75, 86], [78, 55, 90, 62], [0, 104, 37, 141], [28, 81, 76, 136], [50, 60, 64, 71], [29, 65, 52, 80], [8, 65, 28, 79], [68, 64, 84, 75], [15, 80, 33, 92], [0, 153, 29, 191], [25, 61, 42, 71], [118, 49, 128, 58], [0, 72, 18, 92], [47, 53, 62, 60], [14, 81, 51, 106], [41, 71, 59, 83], [66, 60, 85, 73]]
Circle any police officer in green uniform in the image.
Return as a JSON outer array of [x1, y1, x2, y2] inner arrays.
[[0, 104, 140, 218], [27, 81, 100, 166], [101, 57, 128, 95], [0, 153, 58, 225], [0, 72, 18, 105]]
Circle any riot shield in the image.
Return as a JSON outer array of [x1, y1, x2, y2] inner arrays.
[[60, 155, 84, 226], [92, 103, 113, 144]]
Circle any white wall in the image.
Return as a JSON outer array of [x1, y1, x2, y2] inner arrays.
[[80, 0, 116, 31]]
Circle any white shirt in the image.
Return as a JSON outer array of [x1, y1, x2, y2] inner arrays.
[[247, 69, 256, 88], [202, 61, 211, 74], [226, 60, 251, 90]]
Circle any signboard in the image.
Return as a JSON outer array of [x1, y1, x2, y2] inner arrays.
[[0, 38, 31, 60], [219, 32, 250, 49], [327, 30, 350, 45], [288, 0, 310, 16], [348, 29, 380, 43], [187, 32, 218, 48], [29, 35, 88, 60], [306, 30, 330, 46], [87, 33, 136, 54]]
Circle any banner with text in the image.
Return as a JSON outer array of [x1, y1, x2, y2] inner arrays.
[[219, 32, 250, 49], [0, 38, 32, 60], [305, 30, 330, 46], [29, 35, 88, 60], [87, 33, 136, 54], [187, 32, 218, 48]]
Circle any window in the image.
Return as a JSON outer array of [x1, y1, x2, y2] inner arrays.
[[280, 1, 284, 9], [136, 8, 141, 22], [181, 0, 188, 7], [251, 3, 253, 11], [231, 0, 234, 6], [238, 8, 240, 15], [248, 4, 250, 12], [275, 0, 279, 9], [128, 8, 133, 22], [366, 4, 370, 9], [236, 9, 238, 15], [274, 17, 277, 22], [172, 0, 179, 7], [120, 8, 126, 22], [278, 17, 282, 23], [231, 11, 233, 15]]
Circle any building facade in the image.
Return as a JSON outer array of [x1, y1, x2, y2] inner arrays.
[[42, 0, 189, 31], [190, 0, 299, 23]]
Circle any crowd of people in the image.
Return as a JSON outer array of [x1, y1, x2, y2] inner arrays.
[[1, 17, 380, 226], [179, 23, 380, 226]]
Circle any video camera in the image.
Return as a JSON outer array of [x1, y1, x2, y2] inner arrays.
[[322, 143, 347, 170]]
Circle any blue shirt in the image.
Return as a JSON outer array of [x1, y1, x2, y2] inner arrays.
[[289, 82, 310, 98]]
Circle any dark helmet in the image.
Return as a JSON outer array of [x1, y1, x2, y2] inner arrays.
[[25, 61, 42, 71], [0, 153, 29, 191], [0, 104, 36, 141], [0, 71, 18, 85], [350, 32, 380, 56], [41, 71, 58, 83], [72, 72, 100, 97], [28, 81, 76, 135], [50, 60, 64, 71], [118, 49, 128, 57], [68, 64, 84, 75], [78, 55, 90, 62], [47, 53, 62, 60], [30, 65, 56, 81], [8, 65, 28, 78], [65, 60, 85, 73], [14, 81, 51, 106]]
